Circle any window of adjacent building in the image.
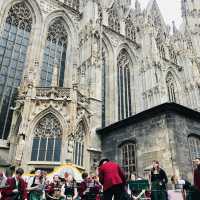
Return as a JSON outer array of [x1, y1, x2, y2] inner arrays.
[[117, 49, 132, 120], [166, 72, 177, 103], [31, 113, 62, 162], [108, 7, 120, 33], [121, 142, 137, 178], [188, 135, 200, 160], [40, 18, 67, 87], [0, 2, 32, 140]]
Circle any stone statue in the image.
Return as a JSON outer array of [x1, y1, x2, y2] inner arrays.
[[15, 134, 25, 165]]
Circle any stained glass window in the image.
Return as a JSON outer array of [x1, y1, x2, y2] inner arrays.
[[40, 18, 67, 87], [117, 49, 132, 120], [121, 142, 136, 178], [188, 136, 200, 160], [0, 2, 32, 139], [166, 72, 177, 102], [31, 113, 62, 162]]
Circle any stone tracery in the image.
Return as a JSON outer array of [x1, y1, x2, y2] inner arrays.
[[108, 6, 120, 33], [34, 113, 62, 138], [6, 2, 32, 32]]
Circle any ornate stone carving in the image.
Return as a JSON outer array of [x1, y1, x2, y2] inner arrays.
[[34, 113, 62, 138], [6, 2, 32, 32], [108, 5, 120, 33], [47, 18, 68, 45]]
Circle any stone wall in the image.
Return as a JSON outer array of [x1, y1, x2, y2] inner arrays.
[[99, 104, 200, 182]]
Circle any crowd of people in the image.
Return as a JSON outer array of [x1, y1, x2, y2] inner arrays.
[[0, 157, 199, 200]]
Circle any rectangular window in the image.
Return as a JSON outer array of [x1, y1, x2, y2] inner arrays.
[[46, 138, 54, 161], [121, 143, 136, 178], [54, 138, 61, 161], [38, 138, 47, 161], [31, 138, 39, 161]]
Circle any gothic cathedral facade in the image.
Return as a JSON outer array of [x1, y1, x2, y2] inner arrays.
[[0, 0, 200, 176]]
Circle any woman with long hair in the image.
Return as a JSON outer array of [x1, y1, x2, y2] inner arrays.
[[150, 160, 168, 200], [28, 170, 45, 200], [61, 174, 78, 200]]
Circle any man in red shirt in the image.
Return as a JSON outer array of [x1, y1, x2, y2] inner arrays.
[[98, 158, 126, 200]]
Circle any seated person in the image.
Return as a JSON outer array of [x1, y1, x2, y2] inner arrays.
[[78, 173, 101, 200], [169, 175, 191, 200]]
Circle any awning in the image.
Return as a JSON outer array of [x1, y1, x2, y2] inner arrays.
[[24, 163, 83, 182]]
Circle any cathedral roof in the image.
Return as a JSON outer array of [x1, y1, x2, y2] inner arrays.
[[97, 103, 200, 134]]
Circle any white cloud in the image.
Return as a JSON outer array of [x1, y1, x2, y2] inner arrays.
[[138, 0, 182, 28]]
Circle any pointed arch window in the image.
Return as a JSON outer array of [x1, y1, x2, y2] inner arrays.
[[108, 7, 120, 33], [188, 135, 200, 160], [31, 113, 62, 162], [166, 72, 177, 102], [73, 123, 85, 166], [117, 49, 132, 120], [68, 122, 85, 166], [0, 2, 32, 139], [40, 18, 67, 87]]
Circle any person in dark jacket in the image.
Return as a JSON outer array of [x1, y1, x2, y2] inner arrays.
[[1, 168, 27, 200], [193, 157, 200, 191], [150, 160, 168, 200], [98, 158, 126, 200], [191, 157, 200, 200]]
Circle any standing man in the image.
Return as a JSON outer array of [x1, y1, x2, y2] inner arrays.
[[1, 168, 27, 200], [98, 158, 126, 200]]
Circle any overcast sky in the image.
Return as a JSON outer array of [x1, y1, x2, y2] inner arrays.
[[139, 0, 182, 28]]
